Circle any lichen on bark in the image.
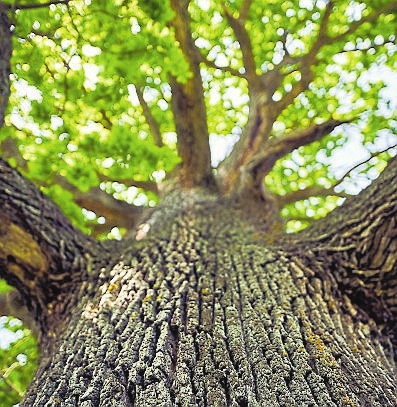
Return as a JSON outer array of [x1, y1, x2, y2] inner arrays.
[[20, 196, 397, 407]]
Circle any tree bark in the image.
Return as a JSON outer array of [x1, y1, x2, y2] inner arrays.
[[0, 4, 12, 128], [0, 159, 108, 339], [15, 168, 397, 406]]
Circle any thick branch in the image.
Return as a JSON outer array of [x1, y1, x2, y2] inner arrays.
[[0, 137, 146, 234], [53, 175, 145, 234], [278, 185, 350, 206], [0, 137, 28, 170], [217, 4, 335, 194], [219, 2, 397, 198], [0, 6, 11, 129], [296, 156, 397, 329], [169, 0, 213, 188], [247, 119, 352, 184], [239, 0, 252, 21], [135, 85, 163, 147], [0, 159, 102, 333]]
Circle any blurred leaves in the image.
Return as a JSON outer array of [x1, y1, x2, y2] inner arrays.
[[1, 1, 397, 400], [0, 315, 38, 406]]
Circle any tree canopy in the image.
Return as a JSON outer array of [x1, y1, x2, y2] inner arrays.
[[0, 0, 397, 404]]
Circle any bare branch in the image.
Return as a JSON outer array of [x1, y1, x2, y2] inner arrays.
[[332, 143, 397, 189], [196, 49, 245, 78], [97, 172, 159, 194], [135, 85, 164, 147], [247, 118, 352, 182], [52, 175, 145, 233], [275, 142, 397, 207], [278, 144, 397, 207], [278, 185, 350, 206], [221, 3, 260, 91]]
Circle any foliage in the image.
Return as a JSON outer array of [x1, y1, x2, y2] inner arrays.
[[0, 282, 38, 406], [0, 317, 38, 406], [0, 0, 397, 403]]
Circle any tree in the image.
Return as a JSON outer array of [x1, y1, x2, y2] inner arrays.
[[0, 0, 397, 405]]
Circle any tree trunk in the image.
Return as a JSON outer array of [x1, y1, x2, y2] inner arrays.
[[20, 191, 397, 406]]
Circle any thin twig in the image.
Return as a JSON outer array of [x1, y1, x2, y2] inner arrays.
[[135, 85, 164, 147], [278, 185, 350, 206], [333, 143, 397, 189], [196, 49, 245, 78]]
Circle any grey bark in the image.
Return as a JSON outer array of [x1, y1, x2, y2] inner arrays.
[[19, 183, 397, 406], [0, 4, 11, 128]]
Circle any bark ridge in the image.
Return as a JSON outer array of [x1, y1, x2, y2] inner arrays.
[[23, 203, 397, 407]]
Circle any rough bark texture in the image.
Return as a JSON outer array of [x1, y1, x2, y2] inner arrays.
[[19, 182, 397, 406], [0, 4, 11, 128], [0, 159, 106, 339], [168, 0, 213, 189]]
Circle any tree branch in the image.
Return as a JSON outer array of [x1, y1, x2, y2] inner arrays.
[[275, 1, 334, 112], [331, 1, 397, 43], [331, 144, 397, 190], [239, 0, 252, 21], [0, 159, 103, 333], [168, 0, 213, 188], [134, 85, 164, 147], [278, 185, 350, 206], [196, 49, 245, 78], [97, 172, 159, 194], [0, 138, 148, 234], [276, 143, 397, 207], [295, 156, 397, 331], [221, 3, 259, 91], [247, 118, 352, 184], [218, 1, 397, 198], [216, 3, 335, 194], [275, 139, 397, 207], [51, 175, 145, 234], [0, 137, 28, 171]]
